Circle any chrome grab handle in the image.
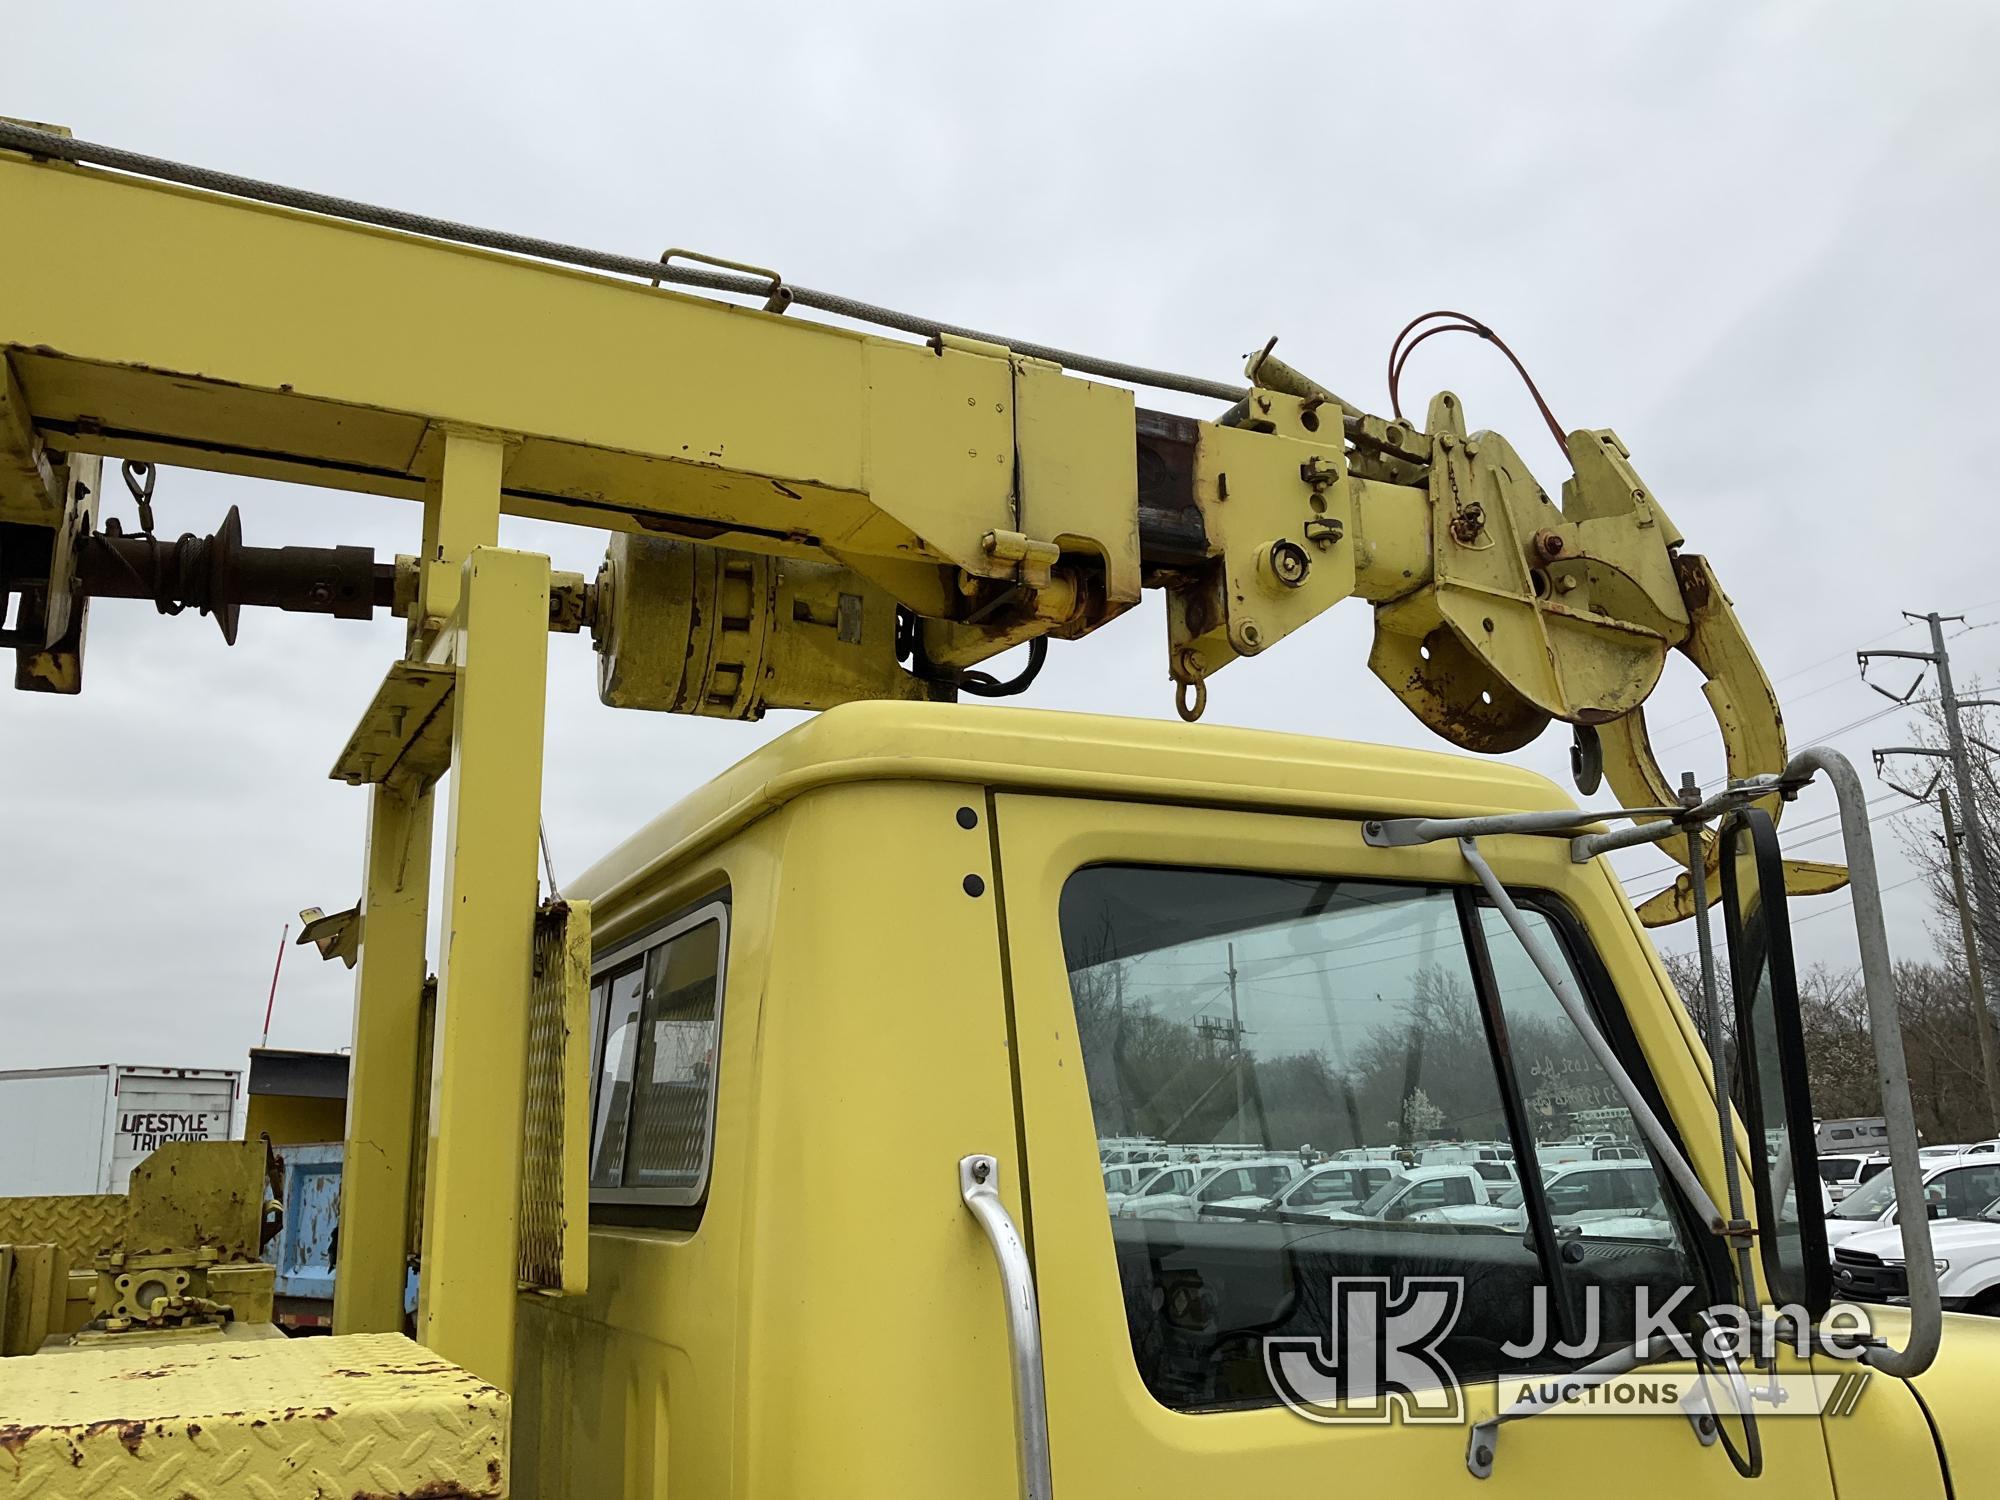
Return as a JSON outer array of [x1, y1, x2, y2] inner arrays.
[[960, 1155, 1053, 1500]]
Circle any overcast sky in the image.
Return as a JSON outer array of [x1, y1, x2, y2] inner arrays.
[[5, 1, 1999, 1071]]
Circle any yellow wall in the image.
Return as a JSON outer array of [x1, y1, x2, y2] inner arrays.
[[246, 1094, 345, 1146]]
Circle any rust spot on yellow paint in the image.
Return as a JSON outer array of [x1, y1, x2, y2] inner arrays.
[[72, 1419, 146, 1456]]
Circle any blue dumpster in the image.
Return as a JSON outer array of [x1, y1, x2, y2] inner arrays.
[[263, 1141, 342, 1330]]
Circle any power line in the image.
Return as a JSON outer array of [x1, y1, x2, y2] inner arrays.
[[1642, 618, 1925, 742], [1790, 874, 1927, 927], [1641, 600, 2000, 750], [1615, 794, 1918, 890], [1626, 798, 1925, 909], [1613, 790, 1906, 889]]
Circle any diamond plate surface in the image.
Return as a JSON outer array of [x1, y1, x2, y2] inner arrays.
[[519, 898, 589, 1295], [0, 1330, 506, 1497], [0, 1196, 124, 1263]]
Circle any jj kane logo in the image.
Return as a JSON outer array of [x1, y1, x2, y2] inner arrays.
[[1263, 1278, 1877, 1426]]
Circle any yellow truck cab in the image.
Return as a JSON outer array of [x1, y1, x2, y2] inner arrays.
[[512, 701, 1999, 1498], [3, 117, 1995, 1500]]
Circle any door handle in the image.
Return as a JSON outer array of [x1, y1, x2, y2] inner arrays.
[[960, 1155, 1053, 1500]]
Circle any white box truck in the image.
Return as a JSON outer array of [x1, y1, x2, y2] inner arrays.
[[0, 1065, 243, 1196]]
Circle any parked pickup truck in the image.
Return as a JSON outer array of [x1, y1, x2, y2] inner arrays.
[[1412, 1159, 1673, 1242], [1834, 1192, 2000, 1315], [1818, 1151, 1889, 1204], [1199, 1160, 1404, 1221], [1312, 1164, 1509, 1224], [1825, 1154, 2000, 1249], [1114, 1157, 1303, 1222], [1107, 1162, 1198, 1213]]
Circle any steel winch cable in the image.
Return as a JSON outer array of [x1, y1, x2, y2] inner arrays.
[[0, 119, 1249, 406]]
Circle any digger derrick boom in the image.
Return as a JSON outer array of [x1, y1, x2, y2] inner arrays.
[[0, 119, 1818, 911], [0, 118, 1846, 1500]]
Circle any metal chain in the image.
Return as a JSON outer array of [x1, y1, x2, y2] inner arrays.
[[121, 459, 157, 535]]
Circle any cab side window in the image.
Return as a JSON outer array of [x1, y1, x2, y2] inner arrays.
[[1063, 866, 1705, 1414], [588, 900, 729, 1210]]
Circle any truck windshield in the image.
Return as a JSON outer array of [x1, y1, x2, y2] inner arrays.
[[1832, 1170, 1899, 1220], [1060, 864, 1707, 1415], [1355, 1178, 1405, 1217]]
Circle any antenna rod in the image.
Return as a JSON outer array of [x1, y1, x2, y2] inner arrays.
[[261, 921, 290, 1049]]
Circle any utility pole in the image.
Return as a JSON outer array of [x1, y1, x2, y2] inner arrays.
[[1227, 942, 1245, 1135], [1865, 610, 2000, 1131], [1940, 788, 2000, 1132]]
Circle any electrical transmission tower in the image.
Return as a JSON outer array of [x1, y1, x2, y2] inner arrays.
[[1864, 611, 2000, 1131]]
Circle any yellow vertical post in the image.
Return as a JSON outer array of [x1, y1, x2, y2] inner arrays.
[[417, 544, 550, 1392], [416, 429, 505, 649], [335, 776, 435, 1334], [339, 427, 504, 1337]]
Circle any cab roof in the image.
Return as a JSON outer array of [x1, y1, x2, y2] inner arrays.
[[572, 700, 1574, 906]]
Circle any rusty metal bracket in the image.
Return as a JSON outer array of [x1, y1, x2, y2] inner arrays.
[[1165, 389, 1355, 695], [331, 661, 456, 790], [982, 529, 1061, 590], [297, 904, 363, 968]]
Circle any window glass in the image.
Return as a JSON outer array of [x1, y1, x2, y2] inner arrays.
[[621, 919, 722, 1199], [590, 966, 645, 1187], [1939, 1164, 2000, 1219], [589, 905, 727, 1207], [1474, 906, 1696, 1340], [1475, 908, 1683, 1238], [1066, 869, 1523, 1412], [1831, 1168, 1898, 1221], [1063, 866, 1709, 1414], [587, 978, 608, 1091]]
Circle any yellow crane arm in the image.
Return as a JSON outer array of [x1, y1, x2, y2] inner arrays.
[[0, 117, 1814, 916]]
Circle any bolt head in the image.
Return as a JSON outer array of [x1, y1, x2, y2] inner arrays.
[[1269, 539, 1311, 588]]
